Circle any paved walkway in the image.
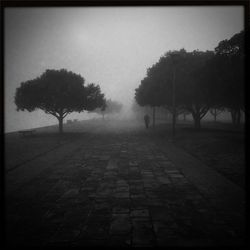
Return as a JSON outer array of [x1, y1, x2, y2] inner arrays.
[[5, 132, 246, 246]]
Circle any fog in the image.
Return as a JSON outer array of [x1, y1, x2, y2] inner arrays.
[[4, 6, 243, 133]]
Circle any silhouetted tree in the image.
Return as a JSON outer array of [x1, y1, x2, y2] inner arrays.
[[173, 50, 214, 129], [213, 30, 245, 126], [93, 99, 122, 119], [209, 107, 224, 122], [135, 58, 172, 128], [135, 49, 214, 129], [15, 69, 105, 133]]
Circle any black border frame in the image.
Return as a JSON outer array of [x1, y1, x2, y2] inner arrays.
[[1, 0, 249, 247]]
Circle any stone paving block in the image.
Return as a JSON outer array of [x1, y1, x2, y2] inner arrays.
[[59, 188, 79, 200], [149, 206, 174, 222], [169, 173, 185, 178], [132, 220, 155, 246], [129, 166, 139, 171], [100, 155, 110, 161], [81, 220, 110, 240], [130, 186, 144, 193], [107, 159, 117, 170], [110, 214, 131, 235], [112, 207, 130, 214], [72, 239, 109, 247], [128, 180, 143, 185], [113, 198, 130, 206], [114, 192, 130, 199], [129, 161, 138, 167], [130, 194, 146, 199], [143, 182, 157, 189], [157, 176, 171, 184], [49, 228, 81, 243], [153, 221, 181, 246], [108, 235, 131, 246], [128, 176, 141, 182], [80, 186, 96, 192], [147, 198, 165, 206], [96, 190, 113, 198], [91, 207, 111, 218], [116, 179, 128, 187], [104, 170, 117, 177], [130, 197, 148, 209], [130, 209, 150, 218], [141, 170, 154, 175], [116, 186, 129, 192]]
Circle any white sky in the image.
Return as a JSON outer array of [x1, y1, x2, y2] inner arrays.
[[4, 6, 244, 132]]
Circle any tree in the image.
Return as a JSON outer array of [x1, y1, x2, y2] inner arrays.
[[135, 31, 244, 129], [135, 57, 172, 128], [209, 107, 224, 122], [171, 50, 214, 129], [84, 83, 106, 112], [212, 30, 245, 126], [135, 49, 214, 130], [15, 69, 105, 133], [94, 99, 123, 119]]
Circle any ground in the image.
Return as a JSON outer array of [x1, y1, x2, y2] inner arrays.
[[4, 119, 246, 247]]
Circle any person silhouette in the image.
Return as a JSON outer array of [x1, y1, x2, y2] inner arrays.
[[144, 114, 150, 129]]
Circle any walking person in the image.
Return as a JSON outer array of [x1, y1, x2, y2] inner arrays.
[[144, 114, 150, 129]]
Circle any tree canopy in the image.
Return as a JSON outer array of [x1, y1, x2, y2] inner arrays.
[[135, 49, 214, 129], [15, 69, 105, 133], [210, 30, 244, 125]]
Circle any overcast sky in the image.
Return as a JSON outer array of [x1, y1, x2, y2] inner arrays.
[[4, 6, 244, 132]]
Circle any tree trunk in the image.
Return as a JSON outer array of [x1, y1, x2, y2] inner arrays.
[[102, 113, 104, 120], [214, 108, 217, 122], [183, 113, 186, 121], [58, 116, 63, 134], [236, 110, 241, 126], [194, 117, 201, 130], [230, 109, 241, 127], [230, 110, 236, 126], [192, 114, 201, 130], [152, 107, 156, 129]]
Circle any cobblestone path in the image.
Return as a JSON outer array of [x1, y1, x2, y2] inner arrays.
[[5, 132, 245, 247]]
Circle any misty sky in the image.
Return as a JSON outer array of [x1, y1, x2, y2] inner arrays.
[[4, 6, 244, 132]]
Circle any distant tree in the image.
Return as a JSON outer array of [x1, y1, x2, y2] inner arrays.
[[84, 83, 106, 112], [209, 107, 224, 122], [93, 99, 122, 119], [180, 109, 190, 121], [15, 69, 105, 133]]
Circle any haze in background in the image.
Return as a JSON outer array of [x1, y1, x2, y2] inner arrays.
[[4, 6, 244, 133]]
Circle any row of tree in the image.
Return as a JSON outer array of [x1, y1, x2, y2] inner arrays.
[[15, 69, 122, 133], [93, 99, 123, 119], [135, 31, 245, 129], [132, 101, 191, 124]]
